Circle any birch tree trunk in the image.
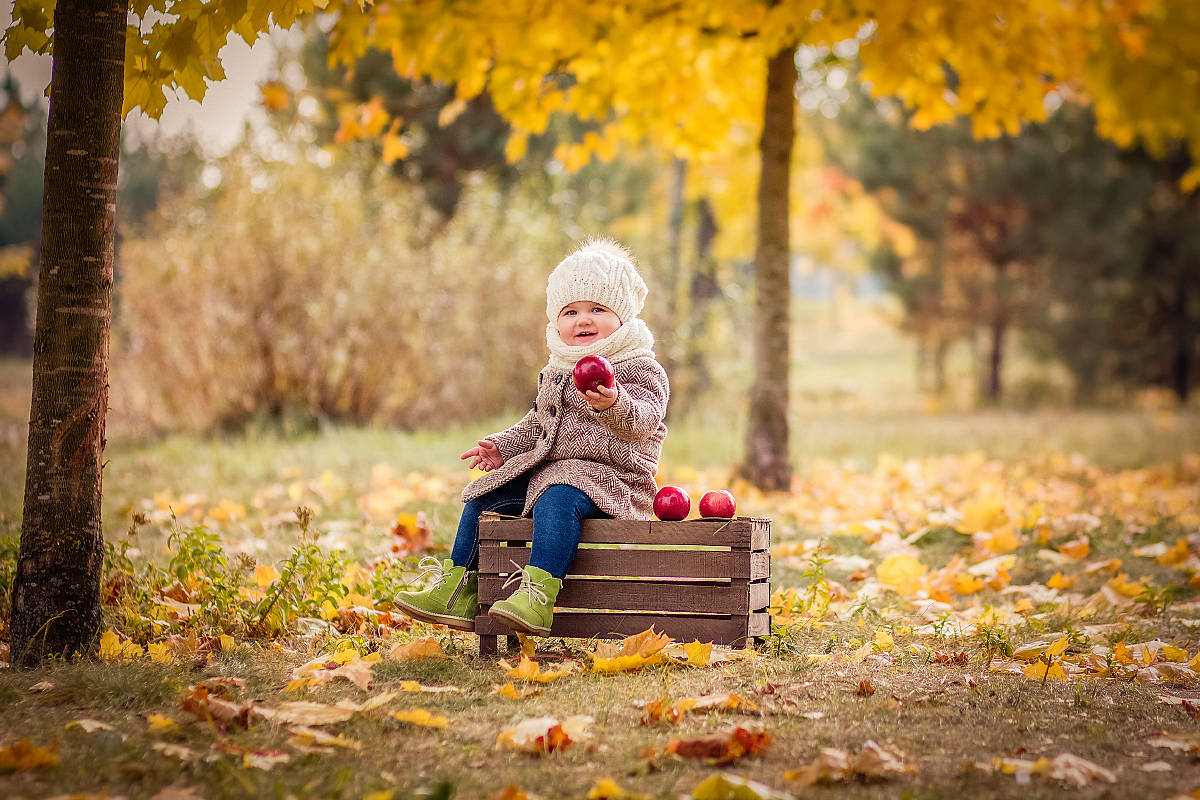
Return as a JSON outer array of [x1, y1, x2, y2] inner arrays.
[[10, 0, 127, 666], [739, 47, 794, 491]]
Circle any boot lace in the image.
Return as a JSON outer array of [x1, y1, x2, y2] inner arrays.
[[502, 562, 548, 605], [414, 556, 448, 590]]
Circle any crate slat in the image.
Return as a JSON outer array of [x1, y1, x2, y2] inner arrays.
[[479, 545, 768, 580], [479, 515, 768, 548], [478, 576, 768, 614], [474, 611, 755, 646]]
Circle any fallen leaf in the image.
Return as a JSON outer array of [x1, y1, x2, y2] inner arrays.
[[857, 680, 876, 697], [213, 742, 291, 770], [29, 680, 55, 693], [1046, 753, 1117, 787], [785, 740, 916, 785], [151, 742, 197, 761], [586, 777, 653, 799], [1140, 761, 1173, 772], [493, 682, 542, 699], [689, 772, 794, 799], [497, 715, 592, 753], [146, 713, 179, 731], [387, 636, 444, 661], [390, 708, 449, 728], [0, 739, 58, 770], [876, 554, 927, 595], [287, 649, 377, 691], [399, 680, 463, 694], [65, 719, 116, 734], [98, 630, 144, 661], [666, 726, 770, 764], [287, 725, 363, 752], [642, 693, 756, 724], [499, 655, 577, 683]]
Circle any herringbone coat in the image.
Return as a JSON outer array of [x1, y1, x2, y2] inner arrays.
[[462, 355, 669, 519]]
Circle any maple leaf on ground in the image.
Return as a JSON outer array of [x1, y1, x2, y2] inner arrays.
[[287, 649, 379, 691], [499, 655, 577, 683], [179, 684, 253, 729], [387, 636, 444, 661], [497, 715, 593, 754], [212, 741, 291, 770], [689, 772, 794, 800], [641, 693, 755, 725], [586, 776, 654, 799], [493, 682, 542, 699], [287, 725, 363, 753], [252, 693, 398, 726], [785, 740, 917, 785], [591, 627, 674, 673], [65, 719, 116, 734], [151, 742, 198, 762], [399, 680, 463, 693], [0, 739, 58, 771], [390, 708, 449, 727], [665, 725, 771, 765]]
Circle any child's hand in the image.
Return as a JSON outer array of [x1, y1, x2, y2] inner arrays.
[[461, 439, 504, 471], [581, 384, 618, 412]]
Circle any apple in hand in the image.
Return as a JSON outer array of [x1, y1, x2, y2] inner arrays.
[[698, 489, 736, 519], [573, 355, 616, 394], [653, 485, 691, 521]]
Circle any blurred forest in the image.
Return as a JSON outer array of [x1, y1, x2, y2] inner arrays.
[[1, 26, 1197, 439]]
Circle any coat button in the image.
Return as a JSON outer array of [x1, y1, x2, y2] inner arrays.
[[540, 429, 547, 439], [538, 372, 543, 384], [532, 402, 538, 412], [555, 374, 563, 385], [548, 406, 557, 417]]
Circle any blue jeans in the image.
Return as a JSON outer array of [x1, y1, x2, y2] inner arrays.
[[450, 474, 608, 579]]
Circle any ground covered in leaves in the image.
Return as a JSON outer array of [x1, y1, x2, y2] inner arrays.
[[2, 418, 1200, 799]]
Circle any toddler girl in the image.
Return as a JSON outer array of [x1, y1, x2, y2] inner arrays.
[[395, 238, 669, 636]]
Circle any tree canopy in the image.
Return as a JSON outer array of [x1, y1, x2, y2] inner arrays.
[[9, 1, 1198, 185]]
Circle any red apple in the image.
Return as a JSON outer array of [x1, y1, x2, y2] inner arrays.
[[653, 485, 691, 521], [698, 489, 736, 519], [573, 355, 616, 394]]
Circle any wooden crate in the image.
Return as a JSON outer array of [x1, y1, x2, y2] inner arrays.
[[474, 512, 771, 656]]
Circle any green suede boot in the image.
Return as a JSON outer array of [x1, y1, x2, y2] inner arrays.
[[394, 557, 478, 631], [487, 564, 562, 635]]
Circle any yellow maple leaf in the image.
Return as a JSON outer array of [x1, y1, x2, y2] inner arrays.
[[1044, 637, 1069, 657], [390, 708, 448, 728], [388, 636, 443, 661], [960, 496, 1007, 533], [1047, 572, 1076, 590], [499, 655, 576, 683], [1058, 537, 1090, 560], [146, 713, 178, 731], [98, 630, 143, 661], [1107, 573, 1147, 598], [147, 641, 173, 664], [1157, 539, 1190, 566], [587, 776, 653, 799], [952, 572, 985, 594], [1023, 661, 1067, 680], [876, 554, 927, 596], [254, 564, 281, 586], [493, 682, 541, 699], [0, 739, 58, 770]]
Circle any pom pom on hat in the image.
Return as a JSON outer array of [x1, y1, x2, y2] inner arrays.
[[546, 237, 648, 324]]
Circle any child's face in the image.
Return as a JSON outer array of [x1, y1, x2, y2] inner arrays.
[[556, 301, 620, 346]]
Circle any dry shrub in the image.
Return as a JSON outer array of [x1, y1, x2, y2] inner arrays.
[[111, 154, 566, 435]]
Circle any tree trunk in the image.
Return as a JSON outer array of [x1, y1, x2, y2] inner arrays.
[[983, 260, 1008, 403], [1169, 270, 1192, 403], [662, 156, 687, 421], [739, 47, 794, 492], [10, 0, 127, 667]]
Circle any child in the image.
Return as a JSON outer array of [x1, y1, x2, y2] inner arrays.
[[395, 238, 669, 636]]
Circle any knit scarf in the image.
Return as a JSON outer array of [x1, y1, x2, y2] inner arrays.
[[544, 318, 656, 372]]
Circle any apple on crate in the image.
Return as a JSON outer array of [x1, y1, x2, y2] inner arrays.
[[698, 489, 736, 519], [653, 485, 690, 521], [572, 355, 616, 394]]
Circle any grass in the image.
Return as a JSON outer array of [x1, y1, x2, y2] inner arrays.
[[2, 313, 1200, 798]]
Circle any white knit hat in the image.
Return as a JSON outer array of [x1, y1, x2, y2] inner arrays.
[[545, 238, 648, 324]]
